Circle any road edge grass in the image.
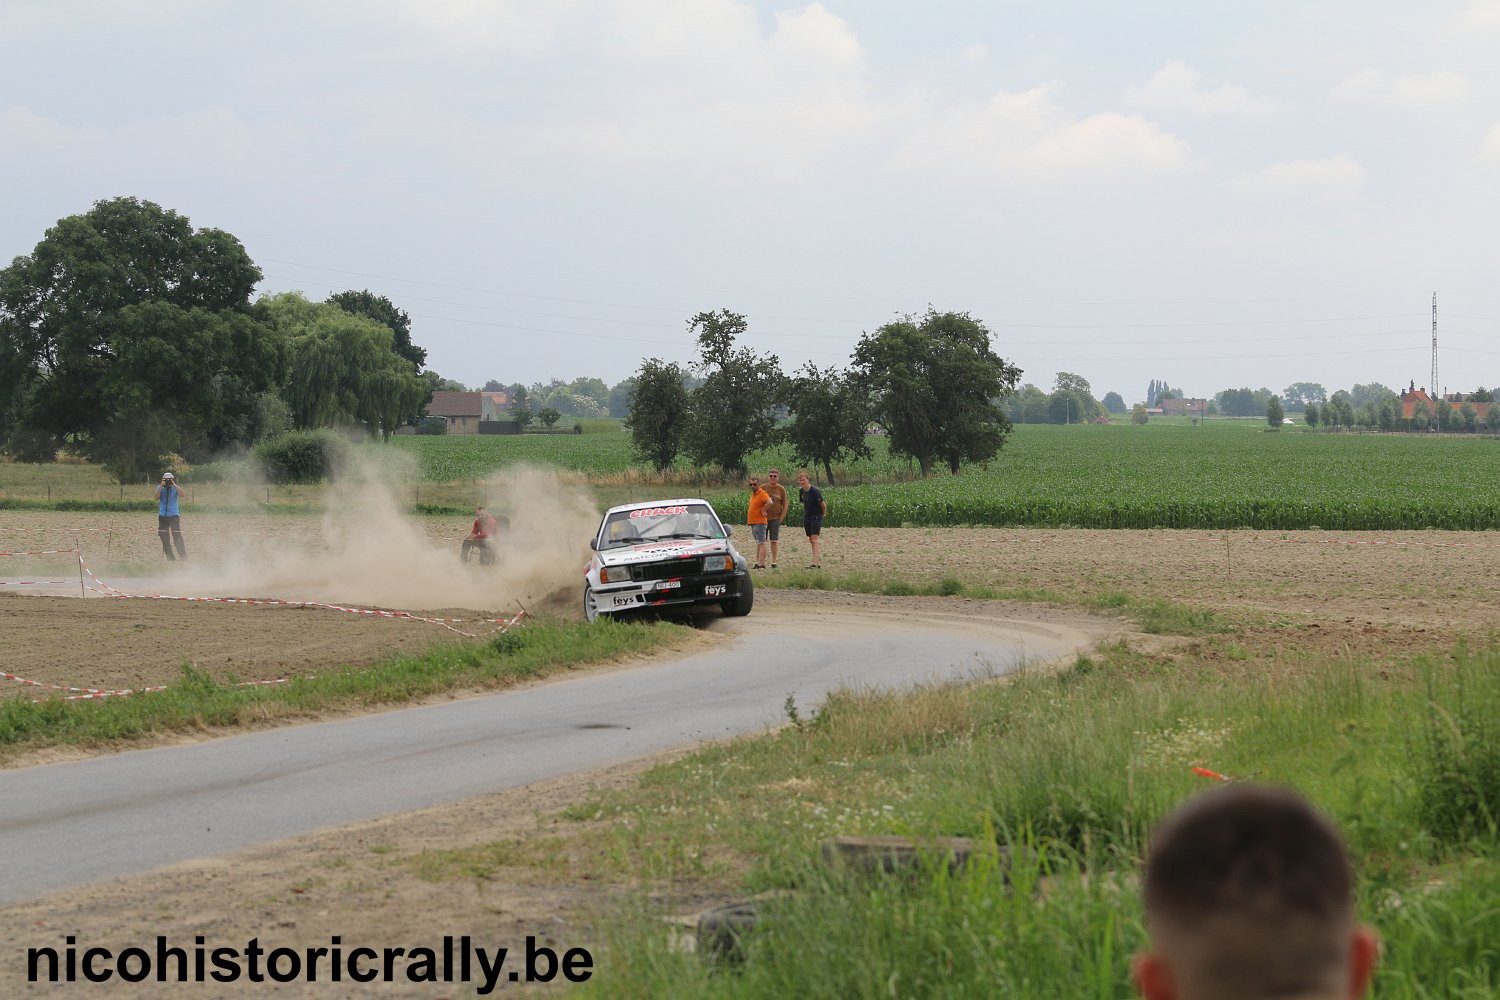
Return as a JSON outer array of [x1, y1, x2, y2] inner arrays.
[[397, 617, 1500, 995], [0, 618, 692, 760], [580, 644, 1499, 995]]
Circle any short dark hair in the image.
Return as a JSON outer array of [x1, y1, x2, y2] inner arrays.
[[1144, 785, 1355, 999]]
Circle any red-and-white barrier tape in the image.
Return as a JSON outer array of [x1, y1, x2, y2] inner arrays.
[[0, 579, 76, 587], [0, 527, 114, 533], [0, 549, 79, 557], [3, 671, 105, 695]]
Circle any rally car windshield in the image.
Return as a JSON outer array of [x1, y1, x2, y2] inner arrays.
[[599, 504, 723, 549]]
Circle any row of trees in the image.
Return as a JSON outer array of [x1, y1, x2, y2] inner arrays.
[[0, 198, 433, 481], [625, 309, 1021, 482], [1301, 395, 1491, 433], [1000, 373, 1110, 425]]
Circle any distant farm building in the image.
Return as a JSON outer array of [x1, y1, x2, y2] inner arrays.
[[1159, 397, 1209, 418], [1399, 382, 1492, 425], [426, 391, 483, 433]]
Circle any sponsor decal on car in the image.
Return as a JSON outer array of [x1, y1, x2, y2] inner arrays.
[[628, 506, 689, 519], [704, 584, 727, 597], [611, 594, 643, 607], [598, 541, 727, 565]]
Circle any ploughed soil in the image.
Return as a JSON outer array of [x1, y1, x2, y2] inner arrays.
[[3, 517, 1498, 995], [0, 594, 480, 692]]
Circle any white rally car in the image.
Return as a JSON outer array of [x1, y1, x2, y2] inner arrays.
[[584, 498, 753, 622]]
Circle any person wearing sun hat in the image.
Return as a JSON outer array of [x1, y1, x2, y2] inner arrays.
[[154, 471, 187, 561]]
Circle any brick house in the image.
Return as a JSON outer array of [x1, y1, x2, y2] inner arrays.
[[1400, 382, 1492, 425], [426, 391, 483, 433], [1160, 397, 1209, 418]]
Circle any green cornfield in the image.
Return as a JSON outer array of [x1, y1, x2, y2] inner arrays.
[[384, 423, 1500, 531]]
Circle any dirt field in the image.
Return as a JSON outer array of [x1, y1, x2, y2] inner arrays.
[[0, 593, 485, 691]]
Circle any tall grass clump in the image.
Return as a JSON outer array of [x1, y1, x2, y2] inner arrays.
[[1412, 647, 1500, 845], [587, 845, 1142, 1000]]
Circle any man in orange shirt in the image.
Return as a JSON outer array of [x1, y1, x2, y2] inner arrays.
[[762, 469, 789, 568], [746, 478, 770, 569]]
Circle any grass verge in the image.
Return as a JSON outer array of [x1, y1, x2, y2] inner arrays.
[[0, 618, 690, 758], [566, 641, 1500, 996], [399, 618, 1500, 995]]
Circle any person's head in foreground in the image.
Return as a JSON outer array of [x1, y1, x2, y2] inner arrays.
[[1136, 784, 1378, 1000]]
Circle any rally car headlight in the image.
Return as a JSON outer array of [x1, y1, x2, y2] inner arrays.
[[704, 554, 734, 572], [600, 565, 632, 584]]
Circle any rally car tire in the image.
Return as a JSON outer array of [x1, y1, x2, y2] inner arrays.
[[583, 585, 601, 623], [720, 574, 754, 617]]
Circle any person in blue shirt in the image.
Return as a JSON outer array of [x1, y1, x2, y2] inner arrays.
[[155, 471, 187, 561]]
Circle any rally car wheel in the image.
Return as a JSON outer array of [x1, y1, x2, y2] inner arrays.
[[583, 585, 601, 623], [720, 573, 754, 617]]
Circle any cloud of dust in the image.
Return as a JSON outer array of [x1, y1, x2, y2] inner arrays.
[[173, 456, 599, 614]]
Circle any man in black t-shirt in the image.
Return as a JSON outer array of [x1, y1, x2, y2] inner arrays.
[[795, 470, 826, 568]]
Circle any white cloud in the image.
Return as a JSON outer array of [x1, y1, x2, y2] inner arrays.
[[1331, 69, 1469, 107], [0, 104, 256, 170], [1461, 0, 1500, 29], [1482, 124, 1500, 163], [517, 2, 874, 177], [0, 0, 222, 34], [890, 85, 1191, 177], [1126, 60, 1277, 116], [365, 0, 590, 52], [1011, 112, 1192, 172], [1233, 153, 1367, 202]]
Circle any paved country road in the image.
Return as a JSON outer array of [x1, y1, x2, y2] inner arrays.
[[0, 597, 1094, 905]]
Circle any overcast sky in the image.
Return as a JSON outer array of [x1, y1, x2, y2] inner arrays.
[[3, 1, 1498, 402]]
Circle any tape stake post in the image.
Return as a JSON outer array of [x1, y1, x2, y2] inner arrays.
[[77, 547, 84, 598]]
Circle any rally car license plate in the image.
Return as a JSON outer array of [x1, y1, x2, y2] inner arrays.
[[704, 584, 727, 596], [656, 580, 682, 590]]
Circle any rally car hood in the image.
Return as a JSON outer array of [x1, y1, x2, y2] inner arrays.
[[595, 538, 732, 567]]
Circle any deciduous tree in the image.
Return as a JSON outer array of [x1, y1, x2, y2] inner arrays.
[[782, 363, 872, 485], [0, 196, 284, 480], [623, 358, 689, 471], [1282, 382, 1327, 411], [327, 289, 426, 369], [851, 309, 1020, 476], [263, 292, 425, 440], [682, 310, 783, 476]]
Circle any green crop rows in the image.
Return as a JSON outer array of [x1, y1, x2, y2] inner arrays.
[[745, 426, 1500, 531], [387, 433, 643, 480], [380, 424, 1500, 531]]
